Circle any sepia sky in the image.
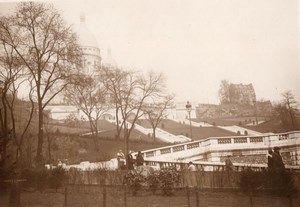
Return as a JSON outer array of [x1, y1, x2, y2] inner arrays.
[[1, 0, 299, 104]]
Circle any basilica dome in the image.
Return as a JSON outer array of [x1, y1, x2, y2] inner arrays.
[[77, 14, 101, 57], [76, 14, 101, 74]]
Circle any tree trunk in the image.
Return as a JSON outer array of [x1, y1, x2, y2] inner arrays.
[[89, 119, 99, 150], [124, 125, 129, 169], [36, 103, 44, 167], [47, 133, 52, 165], [115, 107, 120, 139], [152, 128, 156, 143]]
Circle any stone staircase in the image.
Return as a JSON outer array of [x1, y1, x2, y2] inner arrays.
[[126, 121, 191, 143], [218, 125, 263, 136], [171, 118, 213, 127]]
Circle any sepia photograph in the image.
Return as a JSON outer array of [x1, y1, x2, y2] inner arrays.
[[0, 0, 299, 206]]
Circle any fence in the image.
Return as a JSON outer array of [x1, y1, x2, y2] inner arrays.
[[66, 169, 241, 187], [63, 171, 299, 207], [64, 184, 297, 207], [2, 170, 299, 207]]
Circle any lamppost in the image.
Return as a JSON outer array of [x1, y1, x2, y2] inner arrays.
[[253, 100, 258, 125], [185, 101, 193, 140]]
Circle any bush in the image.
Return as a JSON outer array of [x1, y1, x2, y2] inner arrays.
[[159, 167, 180, 196], [123, 171, 145, 195], [146, 171, 160, 194], [49, 166, 66, 192], [123, 167, 181, 196]]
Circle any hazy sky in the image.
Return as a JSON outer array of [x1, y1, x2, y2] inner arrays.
[[1, 0, 299, 104]]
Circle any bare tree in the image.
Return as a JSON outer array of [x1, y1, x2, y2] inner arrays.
[[280, 90, 299, 129], [218, 79, 231, 104], [0, 30, 36, 167], [65, 73, 110, 149], [0, 2, 82, 166], [143, 94, 174, 142], [103, 68, 166, 165], [101, 66, 128, 139]]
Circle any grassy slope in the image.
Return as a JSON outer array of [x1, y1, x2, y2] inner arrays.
[[44, 117, 298, 164]]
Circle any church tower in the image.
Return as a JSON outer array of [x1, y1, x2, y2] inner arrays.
[[77, 13, 102, 74]]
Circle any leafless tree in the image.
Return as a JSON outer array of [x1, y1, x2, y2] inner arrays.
[[0, 2, 82, 166], [101, 66, 128, 139], [103, 67, 166, 163], [280, 90, 299, 129], [65, 73, 110, 149], [0, 29, 36, 166], [143, 94, 174, 142]]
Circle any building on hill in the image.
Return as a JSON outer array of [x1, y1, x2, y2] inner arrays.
[[256, 100, 273, 116], [229, 83, 256, 106], [77, 13, 102, 75], [196, 100, 273, 119]]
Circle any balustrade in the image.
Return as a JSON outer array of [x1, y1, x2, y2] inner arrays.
[[143, 160, 273, 172], [173, 145, 185, 152], [218, 138, 232, 144], [145, 151, 155, 158], [249, 137, 263, 143], [160, 148, 171, 154], [234, 137, 247, 143], [187, 142, 200, 149], [140, 131, 300, 166]]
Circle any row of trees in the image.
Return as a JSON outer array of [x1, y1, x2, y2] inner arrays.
[[64, 66, 174, 153], [0, 2, 82, 167], [0, 2, 174, 168]]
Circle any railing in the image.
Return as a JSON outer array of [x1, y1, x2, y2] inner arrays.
[[139, 131, 300, 162], [144, 160, 300, 172], [144, 160, 261, 172]]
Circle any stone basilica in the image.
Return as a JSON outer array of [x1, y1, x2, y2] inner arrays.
[[46, 15, 193, 120]]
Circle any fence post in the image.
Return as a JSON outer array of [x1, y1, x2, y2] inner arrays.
[[124, 187, 127, 207], [195, 188, 200, 207], [186, 187, 191, 207], [8, 179, 21, 207], [249, 189, 253, 207], [102, 186, 106, 207], [64, 186, 67, 207], [288, 194, 293, 207]]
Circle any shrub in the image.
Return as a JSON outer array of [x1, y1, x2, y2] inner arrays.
[[49, 166, 66, 192], [123, 167, 181, 196], [146, 171, 160, 194], [159, 167, 180, 196], [123, 171, 145, 195]]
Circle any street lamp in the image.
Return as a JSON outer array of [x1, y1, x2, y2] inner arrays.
[[253, 100, 258, 125], [185, 101, 193, 140]]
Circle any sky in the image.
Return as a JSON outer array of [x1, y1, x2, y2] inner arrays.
[[0, 0, 299, 104]]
